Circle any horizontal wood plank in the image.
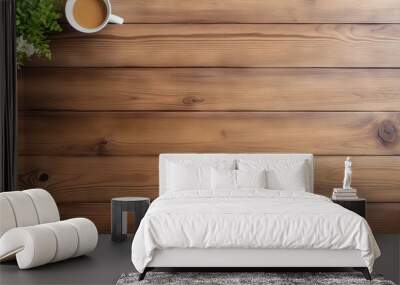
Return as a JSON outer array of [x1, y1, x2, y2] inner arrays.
[[31, 24, 400, 67], [19, 156, 159, 203], [367, 203, 400, 233], [109, 0, 400, 23], [18, 68, 400, 111], [58, 203, 112, 233], [19, 112, 400, 156], [58, 202, 400, 234], [19, 156, 400, 203]]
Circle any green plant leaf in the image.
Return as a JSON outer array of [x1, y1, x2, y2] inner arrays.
[[16, 0, 62, 67]]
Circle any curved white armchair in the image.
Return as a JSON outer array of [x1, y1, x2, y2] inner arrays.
[[0, 189, 98, 269]]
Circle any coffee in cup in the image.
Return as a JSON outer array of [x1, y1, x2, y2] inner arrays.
[[65, 0, 124, 33]]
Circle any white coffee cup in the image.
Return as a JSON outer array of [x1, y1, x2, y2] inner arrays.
[[65, 0, 124, 33]]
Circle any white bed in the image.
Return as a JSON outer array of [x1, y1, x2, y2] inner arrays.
[[131, 154, 380, 280]]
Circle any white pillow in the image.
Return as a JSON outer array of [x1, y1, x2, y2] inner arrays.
[[211, 169, 268, 191], [237, 169, 267, 189], [238, 159, 308, 191], [167, 163, 211, 191], [267, 165, 307, 191], [166, 159, 236, 192], [211, 168, 236, 190]]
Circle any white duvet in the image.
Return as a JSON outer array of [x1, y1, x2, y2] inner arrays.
[[131, 190, 380, 273]]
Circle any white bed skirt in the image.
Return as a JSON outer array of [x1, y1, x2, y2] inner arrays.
[[148, 248, 366, 268]]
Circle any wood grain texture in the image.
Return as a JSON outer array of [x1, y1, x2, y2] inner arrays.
[[58, 203, 112, 233], [31, 24, 400, 67], [58, 202, 400, 234], [19, 155, 400, 203], [109, 0, 400, 23], [368, 203, 400, 233], [19, 111, 400, 156], [18, 68, 400, 111], [19, 156, 159, 203]]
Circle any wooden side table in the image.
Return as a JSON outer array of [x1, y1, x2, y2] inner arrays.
[[332, 198, 366, 218], [111, 197, 150, 241]]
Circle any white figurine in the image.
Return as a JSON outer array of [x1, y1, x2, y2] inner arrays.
[[343, 156, 352, 190]]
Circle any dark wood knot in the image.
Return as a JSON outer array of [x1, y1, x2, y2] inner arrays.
[[38, 172, 49, 182], [220, 129, 227, 138], [378, 120, 397, 144], [95, 138, 110, 155], [99, 138, 109, 145], [182, 96, 204, 105]]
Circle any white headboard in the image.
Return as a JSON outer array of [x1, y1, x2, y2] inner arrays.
[[159, 153, 314, 195]]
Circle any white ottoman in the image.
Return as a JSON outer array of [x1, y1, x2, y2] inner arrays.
[[0, 189, 98, 269]]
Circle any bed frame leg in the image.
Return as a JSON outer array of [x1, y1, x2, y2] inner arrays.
[[354, 267, 371, 280], [138, 268, 148, 281]]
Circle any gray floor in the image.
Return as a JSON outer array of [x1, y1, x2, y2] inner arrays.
[[374, 235, 400, 284], [0, 235, 134, 285], [1, 234, 398, 285]]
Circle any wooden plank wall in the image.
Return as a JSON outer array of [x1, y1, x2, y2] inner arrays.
[[18, 0, 400, 233]]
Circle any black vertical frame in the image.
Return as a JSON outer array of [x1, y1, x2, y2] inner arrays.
[[0, 0, 17, 192]]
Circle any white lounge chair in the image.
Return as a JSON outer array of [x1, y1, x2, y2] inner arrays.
[[0, 188, 98, 269]]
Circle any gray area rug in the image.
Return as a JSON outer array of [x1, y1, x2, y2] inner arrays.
[[116, 272, 396, 285]]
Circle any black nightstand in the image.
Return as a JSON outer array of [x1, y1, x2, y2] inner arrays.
[[332, 198, 366, 218], [111, 197, 150, 241]]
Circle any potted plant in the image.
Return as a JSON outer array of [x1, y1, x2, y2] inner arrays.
[[16, 0, 62, 67]]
